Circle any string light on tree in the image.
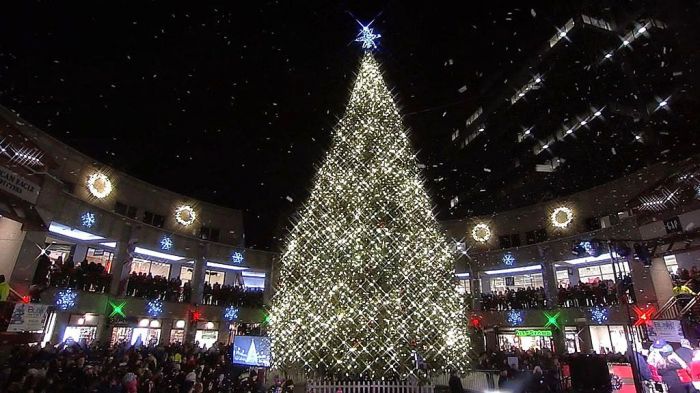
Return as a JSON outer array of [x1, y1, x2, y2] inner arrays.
[[174, 205, 196, 226], [471, 223, 491, 243], [269, 53, 470, 379], [550, 206, 574, 229], [86, 172, 113, 198]]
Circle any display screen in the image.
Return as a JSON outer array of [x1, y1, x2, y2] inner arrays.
[[232, 336, 271, 367]]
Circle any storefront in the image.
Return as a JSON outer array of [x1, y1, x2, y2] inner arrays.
[[170, 320, 186, 343], [498, 328, 554, 351], [491, 273, 544, 292], [62, 313, 99, 344], [179, 267, 225, 286], [131, 257, 171, 278], [589, 325, 631, 354], [132, 318, 162, 345], [194, 321, 219, 348]]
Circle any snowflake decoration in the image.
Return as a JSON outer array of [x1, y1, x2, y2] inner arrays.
[[81, 212, 96, 228], [55, 288, 78, 310], [146, 298, 164, 317], [355, 21, 381, 50], [174, 205, 196, 226], [590, 306, 609, 324], [223, 305, 239, 321], [502, 253, 516, 266], [231, 251, 244, 264], [160, 236, 173, 250], [506, 310, 524, 326]]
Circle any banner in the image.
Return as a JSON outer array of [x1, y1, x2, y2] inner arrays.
[[7, 303, 50, 332], [0, 165, 41, 204], [648, 319, 685, 343]]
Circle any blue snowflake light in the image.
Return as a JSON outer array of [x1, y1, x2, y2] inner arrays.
[[355, 20, 381, 50], [590, 306, 609, 324], [502, 253, 516, 266], [160, 236, 173, 251], [146, 298, 163, 317], [55, 288, 78, 310], [80, 212, 96, 228], [231, 251, 244, 265], [223, 305, 239, 321], [507, 310, 524, 326]]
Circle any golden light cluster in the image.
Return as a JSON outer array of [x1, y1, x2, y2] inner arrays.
[[174, 204, 197, 226], [550, 206, 574, 229], [269, 54, 470, 379], [471, 223, 491, 243], [86, 172, 113, 199]]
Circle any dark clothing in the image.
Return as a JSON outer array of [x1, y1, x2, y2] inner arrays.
[[448, 374, 464, 393], [677, 347, 694, 366]]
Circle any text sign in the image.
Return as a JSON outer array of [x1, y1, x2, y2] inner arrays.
[[0, 165, 40, 204], [7, 303, 50, 332], [516, 329, 552, 337], [664, 216, 682, 234], [648, 320, 684, 343]]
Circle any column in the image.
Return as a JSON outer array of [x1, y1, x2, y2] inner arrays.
[[109, 224, 135, 297], [96, 314, 109, 344], [160, 318, 172, 345], [568, 267, 580, 286], [541, 262, 566, 354], [73, 244, 88, 264], [471, 276, 482, 311], [50, 311, 71, 344], [10, 230, 49, 293], [628, 254, 671, 307], [480, 277, 491, 294], [186, 242, 207, 344]]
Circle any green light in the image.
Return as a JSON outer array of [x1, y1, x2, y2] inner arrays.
[[109, 300, 126, 318], [516, 329, 552, 337], [543, 311, 561, 330]]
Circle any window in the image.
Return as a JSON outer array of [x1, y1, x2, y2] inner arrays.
[[179, 267, 226, 286], [525, 229, 547, 245], [499, 234, 521, 249], [143, 211, 165, 228], [114, 201, 138, 219], [664, 255, 678, 275], [242, 271, 266, 290], [556, 270, 570, 286], [455, 279, 471, 294], [86, 247, 114, 273], [199, 227, 220, 242], [490, 273, 544, 292], [578, 262, 630, 283], [130, 258, 171, 278]]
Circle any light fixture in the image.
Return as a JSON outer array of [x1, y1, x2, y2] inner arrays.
[[86, 172, 113, 199], [622, 39, 630, 46], [146, 298, 164, 317], [637, 26, 647, 34], [507, 310, 524, 326], [55, 289, 78, 310], [535, 77, 542, 83], [455, 273, 470, 278], [566, 129, 573, 135], [175, 320, 186, 329], [174, 205, 196, 226], [594, 111, 602, 117], [659, 100, 667, 107], [206, 261, 248, 271], [223, 306, 240, 321], [149, 320, 161, 328], [231, 251, 244, 264], [542, 144, 549, 150], [471, 223, 491, 242], [483, 265, 541, 275], [139, 318, 150, 327], [604, 52, 613, 59], [77, 317, 85, 325], [550, 206, 574, 228], [134, 246, 185, 261], [502, 253, 516, 266], [558, 31, 566, 38], [49, 222, 105, 241], [205, 321, 215, 329], [580, 120, 587, 126]]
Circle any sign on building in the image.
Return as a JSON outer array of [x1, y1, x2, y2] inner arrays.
[[0, 165, 41, 204], [7, 303, 50, 332], [648, 320, 685, 343]]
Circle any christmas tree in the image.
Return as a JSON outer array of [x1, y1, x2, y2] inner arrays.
[[269, 52, 470, 379]]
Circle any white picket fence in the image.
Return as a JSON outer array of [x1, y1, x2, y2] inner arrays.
[[306, 380, 434, 393]]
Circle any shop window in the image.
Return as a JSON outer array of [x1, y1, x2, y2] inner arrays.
[[205, 270, 225, 286], [455, 279, 471, 294], [490, 273, 544, 292], [556, 270, 570, 286], [130, 258, 171, 278], [199, 226, 220, 242], [86, 247, 114, 273], [589, 325, 628, 354], [577, 262, 629, 283], [525, 229, 548, 244], [143, 211, 165, 228], [242, 272, 266, 290]]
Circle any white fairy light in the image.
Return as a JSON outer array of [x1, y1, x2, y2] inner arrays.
[[471, 223, 491, 243], [86, 172, 113, 199], [550, 206, 574, 228], [355, 20, 381, 50], [174, 205, 196, 226]]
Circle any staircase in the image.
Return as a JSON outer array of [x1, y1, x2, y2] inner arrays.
[[654, 288, 700, 320]]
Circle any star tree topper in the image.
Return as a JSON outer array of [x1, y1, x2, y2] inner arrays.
[[355, 20, 381, 50]]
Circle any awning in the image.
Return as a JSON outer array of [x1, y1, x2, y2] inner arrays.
[[0, 192, 47, 231]]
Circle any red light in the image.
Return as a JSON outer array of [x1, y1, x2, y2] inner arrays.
[[469, 315, 482, 329], [633, 305, 655, 327], [191, 310, 202, 321], [21, 296, 30, 304]]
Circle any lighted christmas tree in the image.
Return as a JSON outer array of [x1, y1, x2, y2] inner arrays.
[[269, 51, 470, 379]]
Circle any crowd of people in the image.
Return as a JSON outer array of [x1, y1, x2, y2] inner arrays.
[[479, 276, 635, 311], [126, 273, 190, 302], [44, 255, 112, 293], [0, 341, 295, 393], [470, 347, 563, 393], [202, 282, 264, 308]]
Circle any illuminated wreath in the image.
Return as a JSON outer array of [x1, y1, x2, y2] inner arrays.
[[86, 172, 113, 198], [550, 206, 574, 228], [175, 205, 196, 226], [471, 223, 492, 242]]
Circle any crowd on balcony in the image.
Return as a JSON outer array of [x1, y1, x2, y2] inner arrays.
[[44, 255, 112, 293], [203, 282, 264, 308], [0, 340, 294, 393], [479, 276, 635, 311]]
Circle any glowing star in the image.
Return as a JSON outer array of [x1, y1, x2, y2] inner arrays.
[[471, 223, 491, 242], [223, 306, 239, 321], [174, 205, 196, 226], [81, 212, 96, 228], [507, 310, 524, 326], [502, 253, 516, 266], [109, 300, 127, 318], [355, 20, 381, 50], [145, 298, 163, 317], [55, 289, 78, 310], [191, 309, 202, 322], [86, 172, 113, 198], [550, 206, 573, 229], [590, 306, 609, 324], [543, 311, 561, 330], [633, 305, 655, 327], [231, 251, 244, 264], [160, 236, 173, 251]]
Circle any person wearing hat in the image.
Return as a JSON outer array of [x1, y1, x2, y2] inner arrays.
[[678, 339, 695, 366], [647, 339, 692, 393]]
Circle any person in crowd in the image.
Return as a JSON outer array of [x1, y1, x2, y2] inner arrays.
[[448, 369, 463, 393], [678, 339, 695, 366], [32, 254, 52, 287], [647, 339, 692, 393]]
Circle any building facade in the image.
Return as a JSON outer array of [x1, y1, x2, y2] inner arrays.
[[0, 105, 278, 347]]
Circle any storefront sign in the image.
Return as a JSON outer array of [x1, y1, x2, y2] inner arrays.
[[664, 216, 682, 234], [0, 165, 40, 204], [516, 329, 552, 337], [648, 320, 684, 343], [7, 303, 50, 332]]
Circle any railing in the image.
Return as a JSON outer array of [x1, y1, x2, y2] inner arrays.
[[307, 380, 433, 393], [431, 371, 498, 391], [654, 279, 700, 319]]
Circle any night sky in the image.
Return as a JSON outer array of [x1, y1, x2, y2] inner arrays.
[[0, 1, 696, 249]]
